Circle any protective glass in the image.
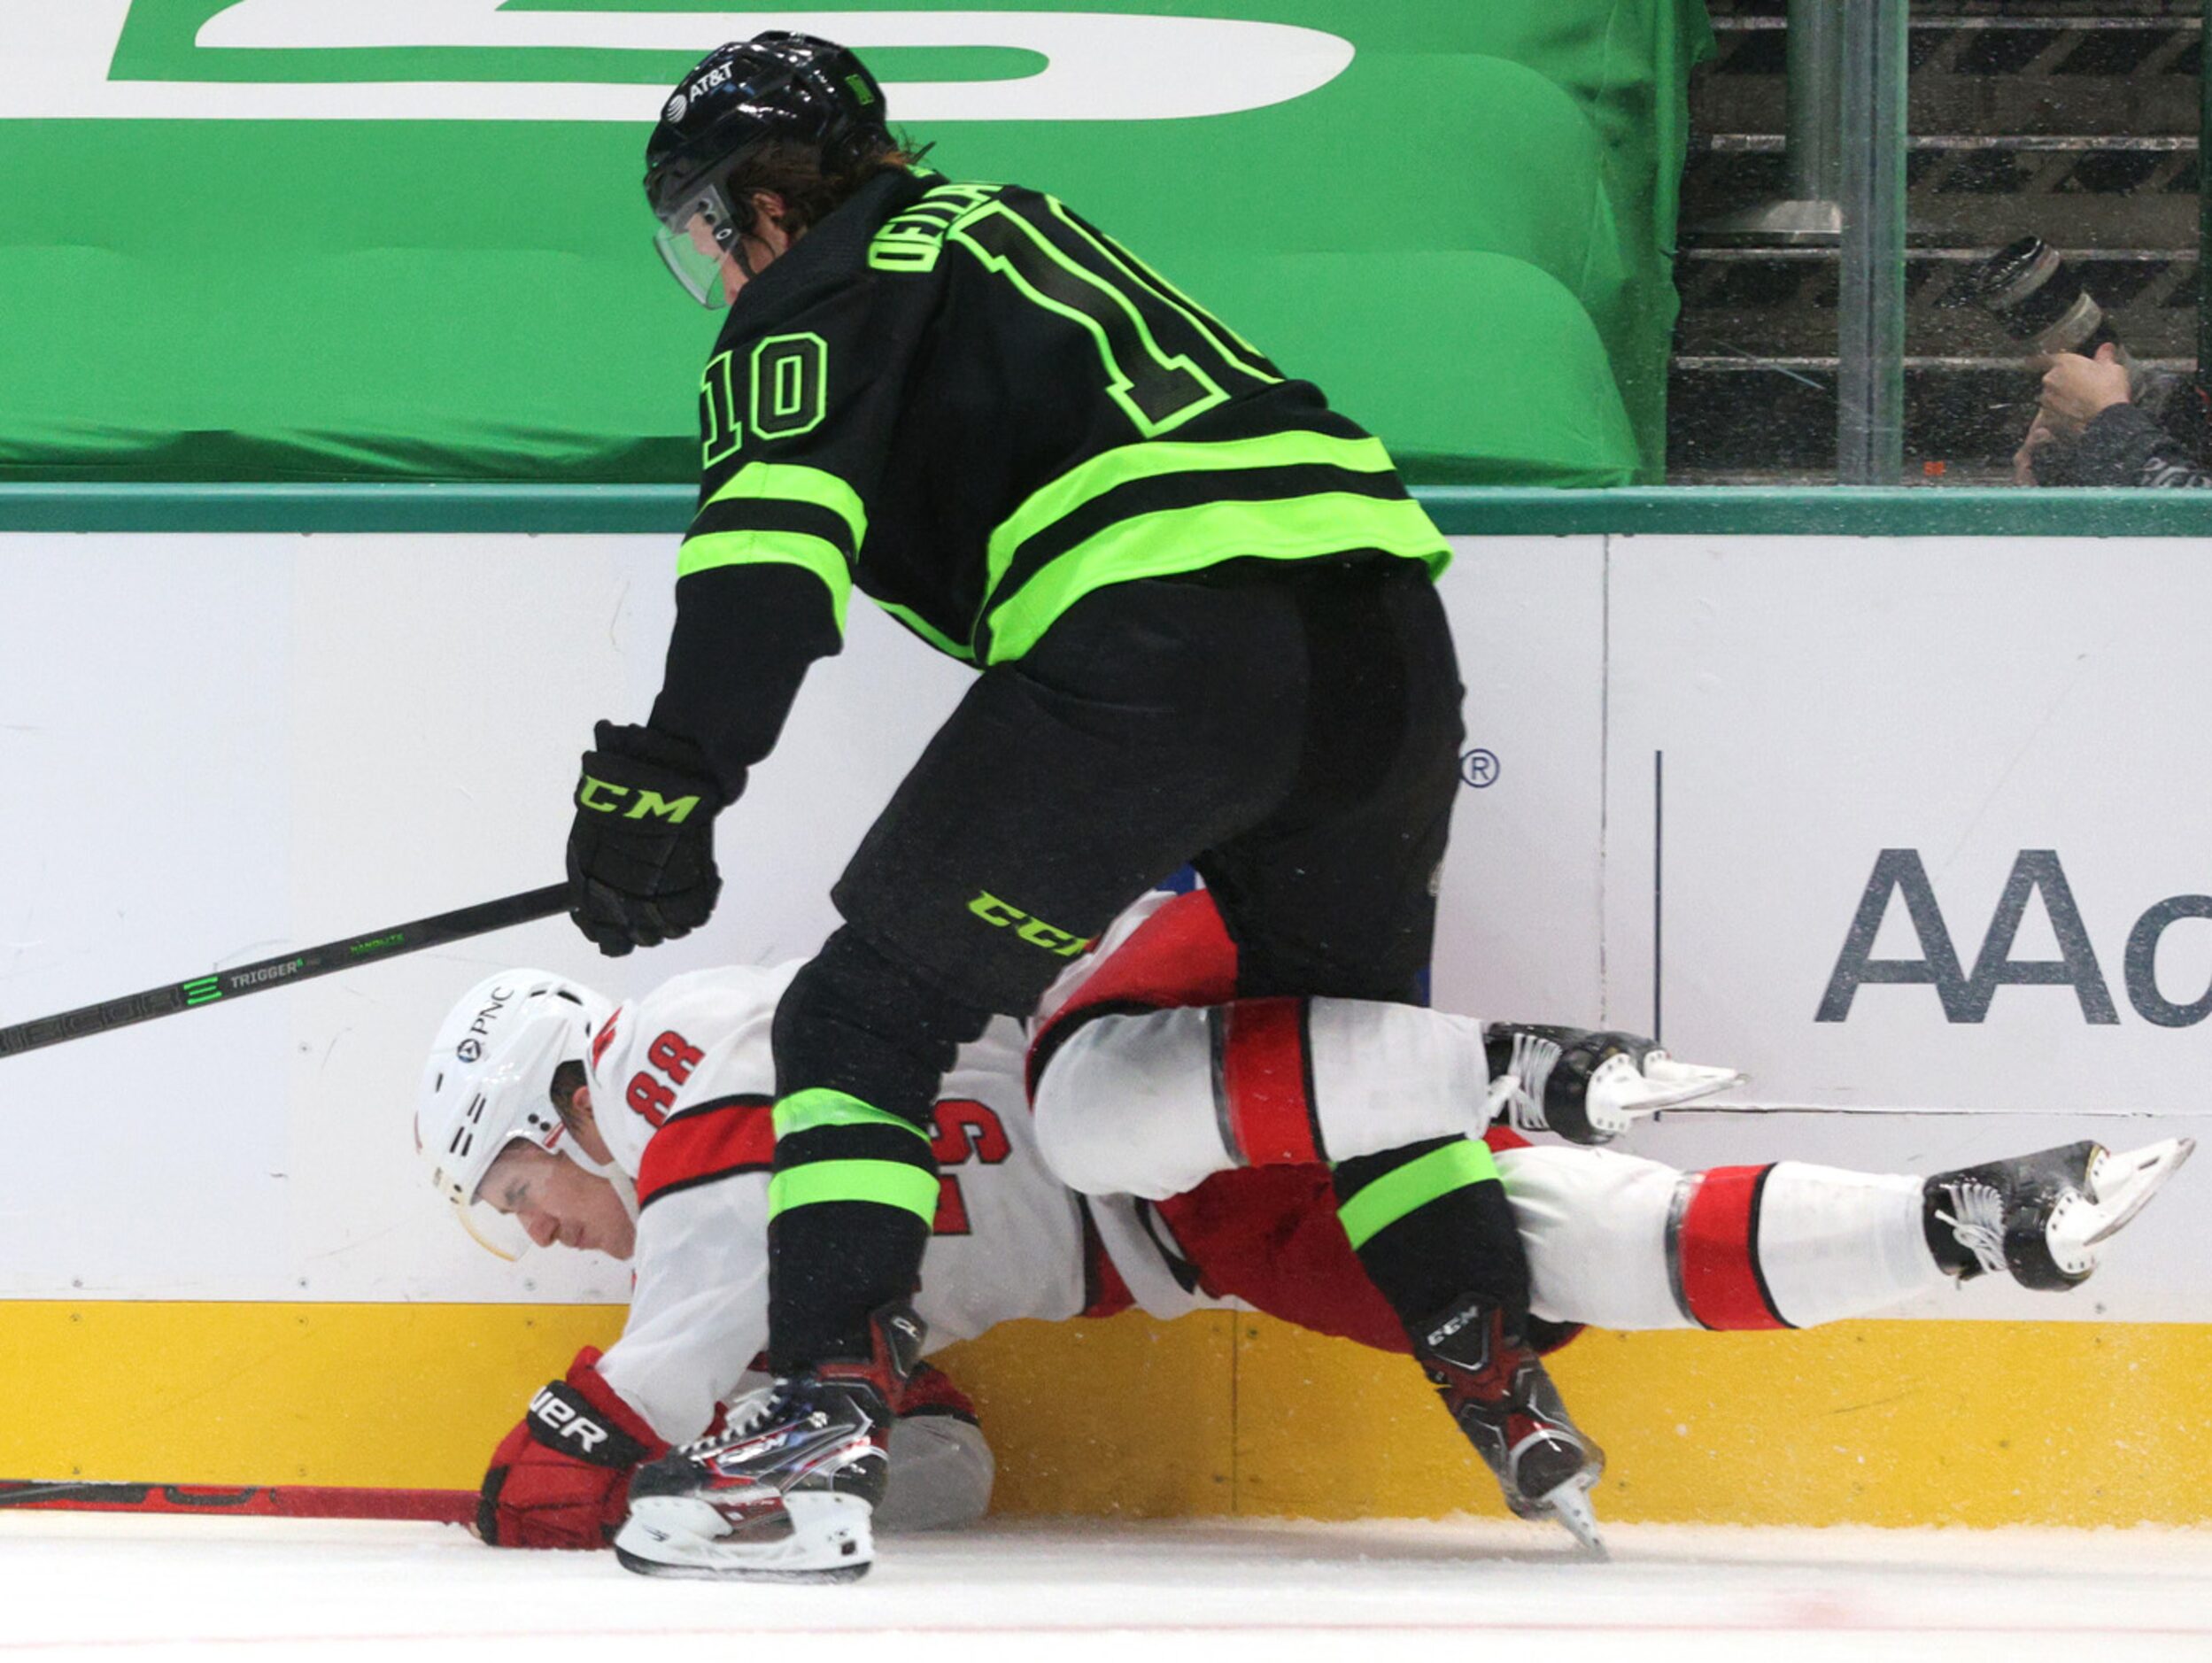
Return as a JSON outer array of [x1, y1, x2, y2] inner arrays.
[[1678, 7, 2200, 486], [652, 182, 743, 309]]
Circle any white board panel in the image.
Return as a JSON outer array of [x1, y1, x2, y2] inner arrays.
[[1430, 536, 1606, 1025], [1602, 535, 2212, 1117], [0, 534, 971, 1302], [3, 528, 2203, 1319]]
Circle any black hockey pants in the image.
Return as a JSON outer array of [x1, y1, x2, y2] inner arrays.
[[767, 557, 1524, 1367]]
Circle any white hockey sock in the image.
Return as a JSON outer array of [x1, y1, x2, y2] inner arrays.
[[1302, 998, 1491, 1158], [1499, 1149, 1945, 1331], [1031, 996, 1488, 1201], [1750, 1162, 1945, 1327], [1652, 1160, 1938, 1329]]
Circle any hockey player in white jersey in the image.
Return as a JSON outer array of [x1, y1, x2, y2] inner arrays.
[[417, 888, 2191, 1574], [417, 960, 1019, 1555]]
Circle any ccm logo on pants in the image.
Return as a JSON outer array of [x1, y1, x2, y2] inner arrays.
[[968, 892, 1093, 958]]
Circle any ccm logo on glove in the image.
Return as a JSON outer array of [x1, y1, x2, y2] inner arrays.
[[576, 777, 705, 823], [566, 721, 727, 957]]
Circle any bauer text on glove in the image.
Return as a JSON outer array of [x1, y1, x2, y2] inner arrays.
[[477, 1346, 669, 1549]]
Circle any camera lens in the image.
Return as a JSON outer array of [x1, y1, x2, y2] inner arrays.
[[1949, 236, 2115, 355]]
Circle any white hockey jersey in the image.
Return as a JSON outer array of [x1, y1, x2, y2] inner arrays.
[[568, 893, 1992, 1475], [580, 961, 1216, 1443]]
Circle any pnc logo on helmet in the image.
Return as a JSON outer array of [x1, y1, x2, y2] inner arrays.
[[454, 986, 514, 1061]]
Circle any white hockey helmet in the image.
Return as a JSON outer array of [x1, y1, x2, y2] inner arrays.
[[415, 967, 615, 1259]]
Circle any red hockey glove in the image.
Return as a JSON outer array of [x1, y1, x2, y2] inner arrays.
[[476, 1347, 668, 1549]]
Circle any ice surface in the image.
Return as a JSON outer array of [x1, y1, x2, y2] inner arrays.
[[2, 1512, 2208, 1662]]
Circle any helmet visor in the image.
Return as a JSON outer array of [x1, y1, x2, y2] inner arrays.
[[453, 1184, 537, 1262], [652, 181, 743, 309]]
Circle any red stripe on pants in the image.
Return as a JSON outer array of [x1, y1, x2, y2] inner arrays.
[[1220, 998, 1321, 1165], [1678, 1165, 1787, 1330]]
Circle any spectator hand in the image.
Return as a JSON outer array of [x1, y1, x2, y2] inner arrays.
[[2037, 344, 2131, 435], [2014, 413, 2056, 485]]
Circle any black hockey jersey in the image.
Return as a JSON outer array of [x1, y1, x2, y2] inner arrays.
[[648, 169, 1449, 797]]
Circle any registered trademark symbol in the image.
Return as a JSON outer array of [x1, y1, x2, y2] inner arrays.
[[1460, 748, 1499, 789]]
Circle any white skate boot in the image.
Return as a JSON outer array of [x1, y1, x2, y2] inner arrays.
[[1483, 1024, 1744, 1145], [1925, 1138, 2194, 1291], [613, 1300, 924, 1582]]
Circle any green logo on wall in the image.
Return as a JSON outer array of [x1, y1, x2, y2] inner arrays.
[[12, 4, 1351, 121], [0, 4, 1708, 490]]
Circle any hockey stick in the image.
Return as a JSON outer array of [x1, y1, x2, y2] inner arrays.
[[0, 884, 569, 1060], [0, 1479, 474, 1525]]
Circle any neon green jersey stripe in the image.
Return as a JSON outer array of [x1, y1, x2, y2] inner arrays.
[[677, 530, 852, 632], [1336, 1140, 1500, 1251], [1044, 198, 1281, 389], [767, 1160, 941, 1224], [985, 492, 1449, 666], [772, 1088, 931, 1144], [1113, 245, 1274, 368], [703, 461, 869, 553], [986, 429, 1397, 602], [875, 599, 976, 661]]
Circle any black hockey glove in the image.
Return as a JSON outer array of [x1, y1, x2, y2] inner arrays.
[[567, 720, 726, 956]]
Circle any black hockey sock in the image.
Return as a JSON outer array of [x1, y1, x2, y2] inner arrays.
[[1333, 1136, 1533, 1345], [768, 1203, 935, 1371], [767, 928, 992, 1371]]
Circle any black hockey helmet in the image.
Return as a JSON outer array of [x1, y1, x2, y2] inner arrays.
[[643, 33, 891, 306]]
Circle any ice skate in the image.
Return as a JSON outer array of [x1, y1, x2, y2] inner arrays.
[[1925, 1137, 2194, 1292], [1416, 1294, 1608, 1558], [1484, 1023, 1744, 1145], [613, 1301, 925, 1582]]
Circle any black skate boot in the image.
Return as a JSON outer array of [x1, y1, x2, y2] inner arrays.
[[1417, 1294, 1607, 1556], [1924, 1138, 2193, 1292], [613, 1300, 926, 1582], [1482, 1024, 1742, 1145]]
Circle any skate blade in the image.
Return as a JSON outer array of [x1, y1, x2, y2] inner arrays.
[[1589, 1056, 1747, 1136], [1531, 1477, 1609, 1561], [613, 1492, 873, 1582], [2083, 1137, 2194, 1247], [615, 1543, 870, 1583], [1637, 1056, 1748, 1109]]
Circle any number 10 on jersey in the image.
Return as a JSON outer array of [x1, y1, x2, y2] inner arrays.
[[701, 333, 830, 467]]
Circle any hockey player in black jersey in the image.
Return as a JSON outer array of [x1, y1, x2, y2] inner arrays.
[[565, 32, 1541, 1580]]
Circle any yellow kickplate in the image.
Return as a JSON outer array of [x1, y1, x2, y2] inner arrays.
[[0, 1302, 621, 1489], [4, 1302, 2207, 1528], [1234, 1316, 2212, 1528], [941, 1312, 1238, 1517]]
